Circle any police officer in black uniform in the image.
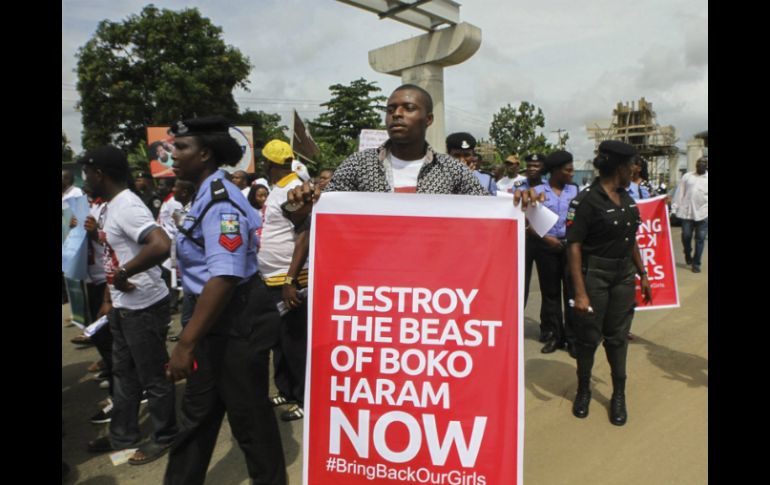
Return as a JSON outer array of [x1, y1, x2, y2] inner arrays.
[[135, 171, 164, 219], [520, 153, 546, 324], [566, 140, 652, 426], [163, 116, 286, 484]]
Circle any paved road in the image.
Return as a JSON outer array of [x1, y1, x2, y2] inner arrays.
[[62, 227, 707, 484]]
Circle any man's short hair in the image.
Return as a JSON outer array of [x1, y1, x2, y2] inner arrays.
[[392, 84, 433, 114]]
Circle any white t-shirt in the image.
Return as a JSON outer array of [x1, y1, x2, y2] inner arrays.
[[390, 155, 425, 193], [158, 196, 184, 271], [87, 201, 107, 285], [62, 185, 84, 210], [100, 189, 169, 310], [258, 173, 309, 286], [496, 175, 526, 194], [672, 172, 708, 221]]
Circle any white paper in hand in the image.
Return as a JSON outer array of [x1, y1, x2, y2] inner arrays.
[[525, 203, 559, 237], [84, 315, 109, 338]]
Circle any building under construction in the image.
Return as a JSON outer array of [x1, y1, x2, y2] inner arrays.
[[586, 98, 679, 186]]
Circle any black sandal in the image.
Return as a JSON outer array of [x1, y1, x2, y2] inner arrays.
[[87, 436, 114, 453], [128, 441, 172, 465]]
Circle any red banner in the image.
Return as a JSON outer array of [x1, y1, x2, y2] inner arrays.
[[634, 195, 680, 310], [305, 193, 524, 485]]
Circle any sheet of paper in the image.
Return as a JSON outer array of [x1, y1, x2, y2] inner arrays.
[[525, 203, 559, 237], [109, 448, 139, 466]]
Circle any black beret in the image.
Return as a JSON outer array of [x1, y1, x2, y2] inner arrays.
[[524, 153, 545, 163], [77, 146, 128, 172], [445, 132, 476, 151], [545, 150, 573, 166], [169, 116, 232, 138], [598, 140, 637, 159]]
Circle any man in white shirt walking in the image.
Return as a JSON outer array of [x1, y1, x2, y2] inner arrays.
[[672, 157, 708, 273], [79, 146, 178, 464]]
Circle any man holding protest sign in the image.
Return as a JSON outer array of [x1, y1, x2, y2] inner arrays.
[[285, 84, 543, 485]]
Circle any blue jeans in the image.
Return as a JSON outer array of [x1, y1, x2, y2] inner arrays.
[[109, 296, 177, 448], [681, 218, 708, 268]]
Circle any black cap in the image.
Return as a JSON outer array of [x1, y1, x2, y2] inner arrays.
[[77, 146, 128, 171], [524, 153, 545, 163], [543, 150, 573, 173], [445, 132, 476, 151], [169, 116, 232, 138], [598, 140, 637, 160]]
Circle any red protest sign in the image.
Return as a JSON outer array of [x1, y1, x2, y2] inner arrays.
[[304, 193, 524, 485], [634, 195, 680, 310]]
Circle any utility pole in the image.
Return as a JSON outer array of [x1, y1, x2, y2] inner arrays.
[[552, 129, 567, 149]]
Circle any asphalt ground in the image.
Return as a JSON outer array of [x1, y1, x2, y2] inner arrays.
[[62, 227, 707, 484]]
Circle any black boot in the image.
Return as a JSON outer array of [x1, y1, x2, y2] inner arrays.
[[572, 375, 591, 418], [610, 375, 627, 426]]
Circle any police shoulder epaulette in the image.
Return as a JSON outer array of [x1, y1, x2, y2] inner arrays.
[[210, 179, 229, 201]]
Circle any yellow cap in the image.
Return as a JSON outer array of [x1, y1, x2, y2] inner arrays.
[[262, 139, 294, 165], [505, 154, 520, 164]]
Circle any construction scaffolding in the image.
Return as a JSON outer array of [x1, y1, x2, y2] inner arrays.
[[586, 98, 679, 186]]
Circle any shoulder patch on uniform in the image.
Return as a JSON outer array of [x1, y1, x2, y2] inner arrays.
[[220, 214, 240, 234], [566, 206, 576, 226]]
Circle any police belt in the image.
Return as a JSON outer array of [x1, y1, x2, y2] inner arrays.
[[186, 272, 262, 305], [583, 255, 632, 272]]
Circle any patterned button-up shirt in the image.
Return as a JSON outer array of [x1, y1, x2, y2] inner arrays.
[[324, 141, 487, 196]]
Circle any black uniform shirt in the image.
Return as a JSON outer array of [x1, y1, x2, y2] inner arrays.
[[566, 179, 641, 259]]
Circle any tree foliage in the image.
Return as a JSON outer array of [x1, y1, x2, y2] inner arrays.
[[309, 78, 386, 167], [235, 109, 288, 149], [76, 4, 251, 151], [489, 102, 558, 159]]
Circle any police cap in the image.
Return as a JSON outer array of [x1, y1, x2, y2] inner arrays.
[[445, 132, 476, 151], [598, 140, 637, 160], [169, 116, 231, 138], [524, 153, 545, 163]]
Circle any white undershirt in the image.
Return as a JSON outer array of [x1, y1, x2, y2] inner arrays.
[[390, 155, 425, 192]]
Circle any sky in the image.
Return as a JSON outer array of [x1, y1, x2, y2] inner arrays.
[[62, 0, 708, 164]]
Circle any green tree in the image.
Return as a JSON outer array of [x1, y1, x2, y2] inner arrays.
[[235, 109, 289, 148], [127, 143, 150, 174], [76, 4, 251, 151], [62, 132, 74, 163], [489, 102, 557, 160], [310, 78, 386, 166]]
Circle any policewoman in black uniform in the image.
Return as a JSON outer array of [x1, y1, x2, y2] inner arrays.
[[163, 117, 286, 484], [566, 140, 652, 426]]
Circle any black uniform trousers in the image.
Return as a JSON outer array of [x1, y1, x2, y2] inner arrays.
[[523, 234, 541, 310], [267, 286, 308, 407], [533, 240, 574, 346], [164, 276, 286, 485], [572, 256, 636, 380]]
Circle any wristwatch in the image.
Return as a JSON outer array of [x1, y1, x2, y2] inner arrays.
[[284, 275, 295, 286]]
